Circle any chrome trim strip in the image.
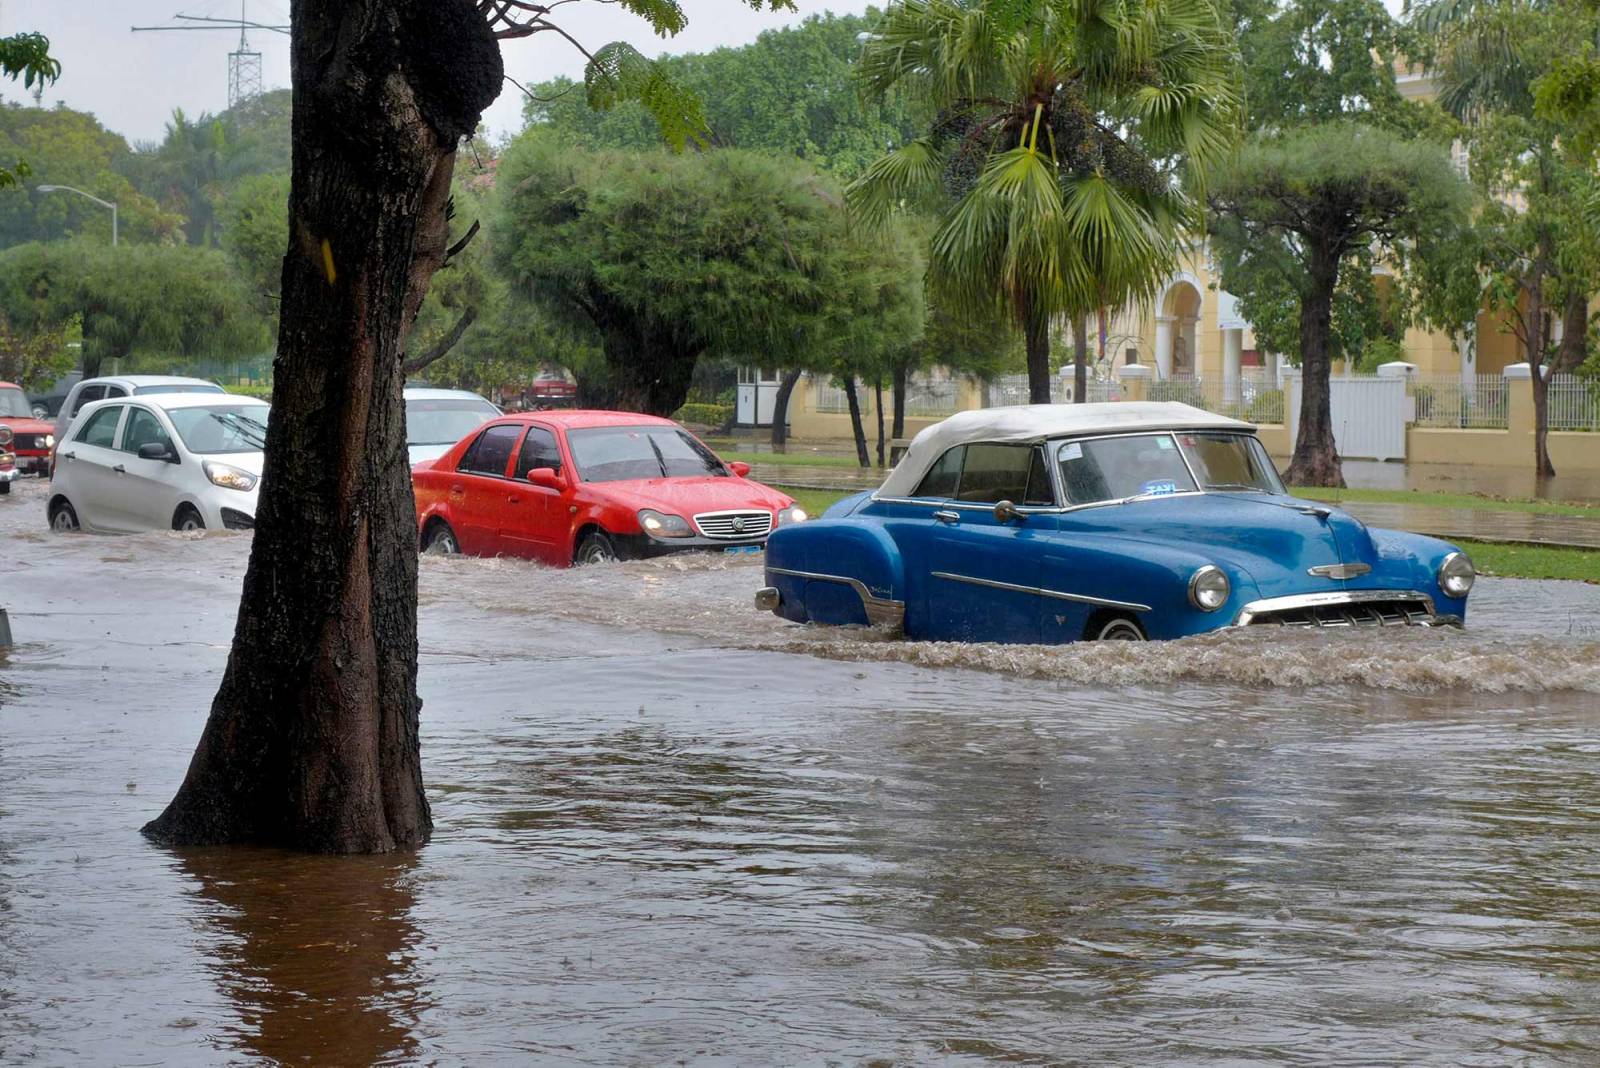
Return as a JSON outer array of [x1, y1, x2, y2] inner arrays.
[[1307, 562, 1372, 579], [931, 571, 1152, 613], [766, 566, 905, 629], [1234, 589, 1435, 626]]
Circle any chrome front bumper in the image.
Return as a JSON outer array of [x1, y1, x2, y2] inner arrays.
[[1234, 590, 1457, 628], [756, 569, 906, 630]]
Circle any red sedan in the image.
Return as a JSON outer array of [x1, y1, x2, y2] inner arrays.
[[0, 381, 56, 480], [411, 410, 805, 565]]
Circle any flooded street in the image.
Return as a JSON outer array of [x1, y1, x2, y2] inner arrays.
[[4, 478, 1600, 1065]]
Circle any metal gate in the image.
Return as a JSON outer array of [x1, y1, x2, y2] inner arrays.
[[1288, 375, 1407, 461]]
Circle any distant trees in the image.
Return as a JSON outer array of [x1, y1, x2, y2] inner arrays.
[[0, 241, 267, 377], [493, 134, 924, 419]]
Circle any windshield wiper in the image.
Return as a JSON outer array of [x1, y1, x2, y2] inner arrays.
[[209, 411, 267, 450], [1205, 483, 1265, 492], [645, 435, 669, 479]]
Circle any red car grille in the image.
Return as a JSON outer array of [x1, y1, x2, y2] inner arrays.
[[693, 510, 773, 540]]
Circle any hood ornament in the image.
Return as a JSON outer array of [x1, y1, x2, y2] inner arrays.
[[1309, 562, 1372, 580]]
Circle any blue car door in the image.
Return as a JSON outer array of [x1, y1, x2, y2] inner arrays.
[[919, 443, 1057, 643]]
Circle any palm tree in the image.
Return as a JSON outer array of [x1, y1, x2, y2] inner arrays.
[[847, 0, 1241, 403]]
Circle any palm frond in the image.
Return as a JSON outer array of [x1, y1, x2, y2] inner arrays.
[[845, 138, 950, 227]]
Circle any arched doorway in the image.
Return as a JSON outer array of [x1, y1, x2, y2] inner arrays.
[[1155, 276, 1203, 380]]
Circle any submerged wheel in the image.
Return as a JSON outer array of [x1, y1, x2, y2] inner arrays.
[[174, 506, 205, 531], [422, 520, 460, 555], [574, 530, 618, 565], [49, 498, 79, 532], [1090, 614, 1146, 642]]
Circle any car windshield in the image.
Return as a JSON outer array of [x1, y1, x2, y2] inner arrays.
[[167, 405, 269, 454], [1056, 433, 1200, 504], [567, 426, 727, 482], [132, 383, 225, 396], [1175, 431, 1285, 494], [0, 387, 30, 418], [406, 397, 500, 447]]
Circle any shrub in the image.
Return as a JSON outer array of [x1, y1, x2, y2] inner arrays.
[[1247, 388, 1285, 424], [673, 402, 733, 427], [228, 383, 273, 401]]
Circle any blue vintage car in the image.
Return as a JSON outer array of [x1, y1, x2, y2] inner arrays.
[[755, 402, 1474, 642]]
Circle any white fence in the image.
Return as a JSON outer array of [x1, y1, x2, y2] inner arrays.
[[1284, 373, 1408, 461], [1409, 374, 1509, 429], [811, 375, 962, 418], [984, 374, 1123, 406], [1147, 371, 1283, 423], [1548, 374, 1600, 431]]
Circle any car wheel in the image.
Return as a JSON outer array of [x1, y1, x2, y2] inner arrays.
[[574, 530, 618, 565], [1090, 615, 1146, 641], [422, 521, 460, 555], [49, 499, 79, 532], [174, 506, 206, 532]]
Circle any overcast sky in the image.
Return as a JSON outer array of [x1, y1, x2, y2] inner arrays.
[[1, 0, 869, 147]]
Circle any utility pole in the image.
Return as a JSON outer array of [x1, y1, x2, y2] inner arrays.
[[131, 3, 288, 111]]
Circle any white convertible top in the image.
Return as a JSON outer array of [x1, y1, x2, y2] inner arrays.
[[877, 401, 1254, 498]]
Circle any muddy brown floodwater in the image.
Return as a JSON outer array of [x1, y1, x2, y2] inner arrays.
[[3, 476, 1600, 1065]]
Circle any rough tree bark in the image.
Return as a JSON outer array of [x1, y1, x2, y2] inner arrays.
[[1284, 241, 1345, 488], [1525, 254, 1556, 479], [1072, 314, 1088, 404], [144, 0, 502, 853], [597, 314, 700, 416], [874, 376, 886, 467], [843, 377, 870, 467], [770, 368, 802, 447], [891, 362, 907, 441], [1023, 297, 1051, 404]]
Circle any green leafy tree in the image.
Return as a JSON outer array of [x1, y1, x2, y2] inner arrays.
[[0, 30, 58, 188], [1208, 124, 1470, 486], [846, 0, 1242, 404], [493, 133, 922, 416], [0, 241, 268, 377], [1410, 0, 1598, 476]]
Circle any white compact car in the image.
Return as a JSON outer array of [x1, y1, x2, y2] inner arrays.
[[52, 374, 227, 443], [47, 393, 269, 533], [404, 386, 500, 466]]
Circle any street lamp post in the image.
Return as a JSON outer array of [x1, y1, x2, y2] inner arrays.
[[36, 184, 118, 247]]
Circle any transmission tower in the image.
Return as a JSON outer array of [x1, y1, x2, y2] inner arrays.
[[132, 3, 288, 111]]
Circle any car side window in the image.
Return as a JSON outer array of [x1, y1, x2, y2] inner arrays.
[[104, 386, 128, 398], [515, 426, 562, 477], [74, 404, 124, 448], [912, 445, 964, 498], [956, 443, 1050, 505], [72, 385, 106, 415], [121, 408, 173, 454], [458, 424, 521, 477], [1022, 446, 1055, 506]]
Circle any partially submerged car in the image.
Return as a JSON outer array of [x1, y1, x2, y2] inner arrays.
[[0, 381, 55, 478], [413, 410, 803, 565], [757, 403, 1474, 642]]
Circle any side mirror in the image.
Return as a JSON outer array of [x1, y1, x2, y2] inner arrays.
[[137, 441, 178, 464], [727, 461, 751, 478], [994, 499, 1024, 524], [526, 466, 563, 489]]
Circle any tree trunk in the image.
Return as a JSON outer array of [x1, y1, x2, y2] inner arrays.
[[770, 368, 802, 448], [1072, 314, 1088, 404], [143, 1, 502, 854], [1284, 243, 1345, 488], [1526, 261, 1557, 479], [874, 376, 886, 467], [1022, 297, 1051, 404], [602, 324, 699, 416], [843, 377, 870, 467], [1552, 289, 1589, 374], [891, 362, 907, 440]]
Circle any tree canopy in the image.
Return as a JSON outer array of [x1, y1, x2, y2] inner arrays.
[[493, 132, 923, 414]]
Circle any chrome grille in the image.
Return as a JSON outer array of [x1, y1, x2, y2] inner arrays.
[[1246, 599, 1435, 627], [693, 510, 773, 540], [19, 434, 46, 451]]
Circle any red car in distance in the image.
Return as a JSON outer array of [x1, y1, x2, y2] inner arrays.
[[411, 410, 804, 565], [0, 380, 57, 481]]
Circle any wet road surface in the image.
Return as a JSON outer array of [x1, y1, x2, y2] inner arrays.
[[3, 478, 1600, 1065]]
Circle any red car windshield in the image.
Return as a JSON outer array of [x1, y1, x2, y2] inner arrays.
[[0, 387, 29, 418], [567, 426, 727, 482]]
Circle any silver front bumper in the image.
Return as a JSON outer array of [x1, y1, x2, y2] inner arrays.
[[1234, 590, 1455, 628]]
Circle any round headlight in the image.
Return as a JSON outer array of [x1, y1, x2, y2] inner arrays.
[[1438, 551, 1475, 598], [0, 426, 12, 447], [778, 505, 808, 525], [1188, 564, 1230, 611]]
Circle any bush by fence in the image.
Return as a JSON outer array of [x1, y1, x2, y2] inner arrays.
[[673, 402, 734, 427]]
